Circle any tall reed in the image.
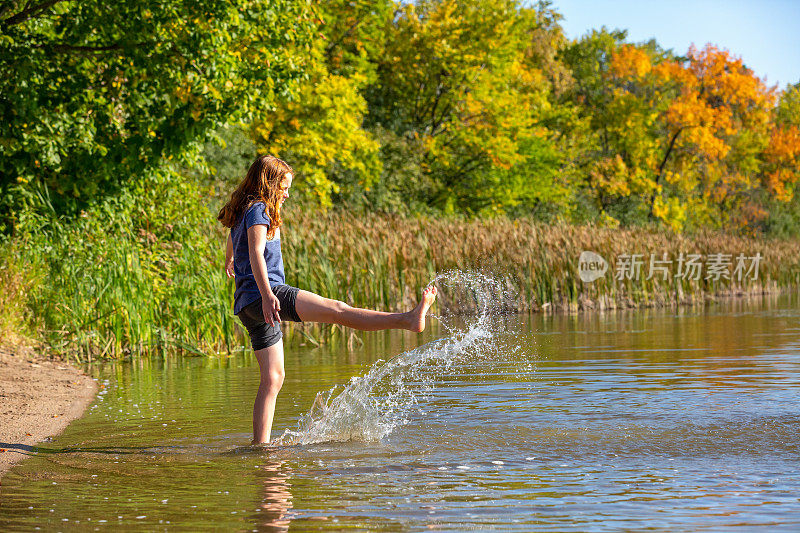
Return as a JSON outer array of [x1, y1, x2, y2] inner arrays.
[[4, 205, 799, 362], [282, 211, 800, 315]]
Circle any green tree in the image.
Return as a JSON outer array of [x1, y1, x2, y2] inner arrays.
[[761, 83, 800, 236], [317, 0, 393, 83], [365, 0, 568, 215], [250, 0, 390, 207], [558, 29, 670, 225], [0, 0, 315, 229], [251, 44, 382, 207]]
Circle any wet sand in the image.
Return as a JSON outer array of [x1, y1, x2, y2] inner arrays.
[[0, 347, 97, 479]]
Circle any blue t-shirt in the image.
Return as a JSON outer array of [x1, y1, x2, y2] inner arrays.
[[231, 202, 286, 314]]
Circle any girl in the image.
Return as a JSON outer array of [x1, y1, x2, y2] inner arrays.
[[218, 155, 437, 445]]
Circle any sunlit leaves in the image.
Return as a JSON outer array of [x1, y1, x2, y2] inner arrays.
[[4, 0, 800, 236], [0, 0, 315, 224], [566, 31, 797, 233], [252, 51, 382, 207], [367, 0, 568, 214], [250, 1, 386, 207]]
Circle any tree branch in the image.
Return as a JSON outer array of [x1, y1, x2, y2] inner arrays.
[[427, 76, 448, 134], [442, 153, 484, 189], [0, 2, 18, 20], [1, 0, 67, 27], [324, 18, 362, 62], [657, 127, 683, 178], [33, 42, 154, 54], [430, 101, 452, 138], [648, 127, 684, 219]]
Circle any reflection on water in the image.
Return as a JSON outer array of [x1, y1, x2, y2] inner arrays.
[[256, 459, 293, 531], [1, 290, 800, 531]]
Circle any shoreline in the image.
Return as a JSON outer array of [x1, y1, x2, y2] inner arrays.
[[537, 282, 792, 314], [0, 285, 792, 479], [286, 284, 796, 345], [0, 346, 97, 480]]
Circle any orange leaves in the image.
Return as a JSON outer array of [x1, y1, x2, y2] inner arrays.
[[652, 60, 691, 86], [762, 125, 800, 201], [766, 125, 800, 161], [655, 45, 774, 197], [609, 45, 651, 79], [765, 169, 795, 202], [599, 41, 789, 230], [657, 45, 773, 128], [660, 45, 774, 152], [685, 45, 775, 112]]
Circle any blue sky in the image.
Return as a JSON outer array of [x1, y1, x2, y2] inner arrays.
[[551, 0, 800, 89]]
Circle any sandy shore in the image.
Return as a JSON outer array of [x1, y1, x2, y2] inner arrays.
[[0, 346, 97, 479]]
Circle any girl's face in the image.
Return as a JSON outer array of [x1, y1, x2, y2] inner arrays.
[[279, 173, 293, 206]]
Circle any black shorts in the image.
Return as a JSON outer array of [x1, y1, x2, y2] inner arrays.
[[236, 284, 302, 350]]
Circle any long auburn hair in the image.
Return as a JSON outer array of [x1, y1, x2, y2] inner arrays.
[[217, 155, 292, 239]]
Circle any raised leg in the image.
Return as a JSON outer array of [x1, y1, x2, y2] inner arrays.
[[294, 286, 437, 333], [252, 339, 285, 444]]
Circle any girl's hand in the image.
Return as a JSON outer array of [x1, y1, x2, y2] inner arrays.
[[225, 259, 235, 278], [262, 292, 281, 327]]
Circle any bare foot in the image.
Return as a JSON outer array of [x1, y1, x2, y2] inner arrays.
[[408, 285, 437, 333]]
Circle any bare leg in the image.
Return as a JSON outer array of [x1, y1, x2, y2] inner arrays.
[[252, 340, 285, 444], [294, 286, 437, 333]]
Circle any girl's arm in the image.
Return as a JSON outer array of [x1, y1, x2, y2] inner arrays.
[[225, 233, 234, 278], [247, 224, 281, 326]]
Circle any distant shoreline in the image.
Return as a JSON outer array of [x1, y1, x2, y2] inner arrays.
[[0, 347, 97, 479], [530, 281, 790, 314]]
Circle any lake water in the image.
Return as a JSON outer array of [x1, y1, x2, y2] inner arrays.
[[2, 279, 800, 531]]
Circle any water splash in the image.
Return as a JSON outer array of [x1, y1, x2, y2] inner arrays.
[[275, 270, 524, 446]]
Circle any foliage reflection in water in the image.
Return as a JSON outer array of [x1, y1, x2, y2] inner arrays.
[[1, 285, 800, 531]]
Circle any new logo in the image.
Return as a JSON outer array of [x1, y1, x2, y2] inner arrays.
[[578, 251, 608, 283]]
